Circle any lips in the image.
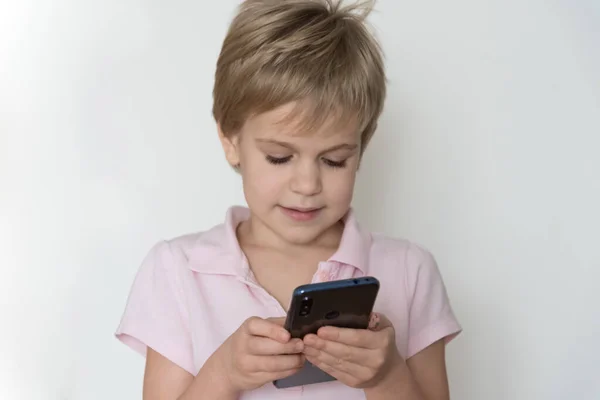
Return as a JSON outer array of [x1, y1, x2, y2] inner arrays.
[[286, 207, 320, 212], [279, 206, 323, 221]]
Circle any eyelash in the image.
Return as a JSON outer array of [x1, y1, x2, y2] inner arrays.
[[266, 155, 292, 165], [265, 155, 347, 168], [322, 158, 347, 168]]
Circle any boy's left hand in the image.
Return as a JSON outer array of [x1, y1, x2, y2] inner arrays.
[[303, 313, 404, 389]]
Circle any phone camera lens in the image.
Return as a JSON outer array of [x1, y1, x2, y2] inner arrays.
[[299, 297, 313, 317]]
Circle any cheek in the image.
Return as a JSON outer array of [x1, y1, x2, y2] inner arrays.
[[324, 169, 356, 203], [241, 160, 285, 201]]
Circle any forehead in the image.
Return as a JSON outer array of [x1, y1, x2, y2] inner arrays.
[[243, 102, 360, 142]]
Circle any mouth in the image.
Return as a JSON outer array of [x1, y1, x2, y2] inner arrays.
[[279, 206, 323, 221], [285, 206, 321, 212]]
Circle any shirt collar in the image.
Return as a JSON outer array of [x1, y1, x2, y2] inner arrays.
[[187, 206, 371, 275], [329, 208, 371, 273]]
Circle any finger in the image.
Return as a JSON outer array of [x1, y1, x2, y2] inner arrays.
[[304, 355, 364, 388], [303, 334, 363, 363], [266, 317, 286, 327], [269, 366, 305, 382], [256, 354, 305, 373], [368, 313, 393, 332], [368, 312, 380, 330], [304, 349, 369, 377], [316, 325, 376, 349], [244, 317, 290, 343], [247, 336, 304, 355]]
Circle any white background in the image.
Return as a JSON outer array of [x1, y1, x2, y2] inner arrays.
[[1, 0, 599, 399]]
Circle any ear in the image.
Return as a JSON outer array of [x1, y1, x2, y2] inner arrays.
[[218, 123, 241, 168]]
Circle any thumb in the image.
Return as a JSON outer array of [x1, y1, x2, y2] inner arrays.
[[266, 317, 286, 327], [368, 312, 393, 331]]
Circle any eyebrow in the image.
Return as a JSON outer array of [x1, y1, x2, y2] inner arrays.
[[255, 139, 358, 154]]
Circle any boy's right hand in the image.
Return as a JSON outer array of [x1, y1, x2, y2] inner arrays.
[[213, 316, 305, 393]]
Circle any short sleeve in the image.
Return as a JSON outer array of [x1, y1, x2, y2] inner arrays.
[[115, 241, 195, 374], [405, 247, 462, 358]]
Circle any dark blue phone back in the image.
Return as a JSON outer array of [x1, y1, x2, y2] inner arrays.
[[273, 276, 380, 389]]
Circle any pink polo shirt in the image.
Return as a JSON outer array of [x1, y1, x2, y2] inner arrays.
[[115, 206, 461, 399]]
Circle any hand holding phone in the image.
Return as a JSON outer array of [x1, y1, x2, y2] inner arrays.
[[302, 312, 404, 389], [273, 276, 381, 389], [213, 316, 306, 393]]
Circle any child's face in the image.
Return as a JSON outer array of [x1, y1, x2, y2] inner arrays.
[[219, 102, 361, 246]]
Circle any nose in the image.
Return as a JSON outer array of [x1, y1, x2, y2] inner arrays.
[[290, 160, 322, 196]]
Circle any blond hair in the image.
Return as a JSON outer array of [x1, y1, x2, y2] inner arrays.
[[212, 0, 386, 152]]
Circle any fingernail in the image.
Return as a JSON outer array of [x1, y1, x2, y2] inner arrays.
[[296, 341, 304, 351], [369, 313, 380, 329]]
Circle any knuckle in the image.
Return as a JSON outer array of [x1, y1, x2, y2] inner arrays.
[[245, 316, 260, 331], [342, 346, 353, 361], [373, 352, 386, 368]]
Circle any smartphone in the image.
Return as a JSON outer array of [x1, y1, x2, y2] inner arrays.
[[273, 276, 380, 389]]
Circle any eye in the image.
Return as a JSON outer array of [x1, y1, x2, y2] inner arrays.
[[322, 158, 347, 168], [266, 155, 292, 165]]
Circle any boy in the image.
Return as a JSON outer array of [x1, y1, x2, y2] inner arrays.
[[116, 1, 461, 399]]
